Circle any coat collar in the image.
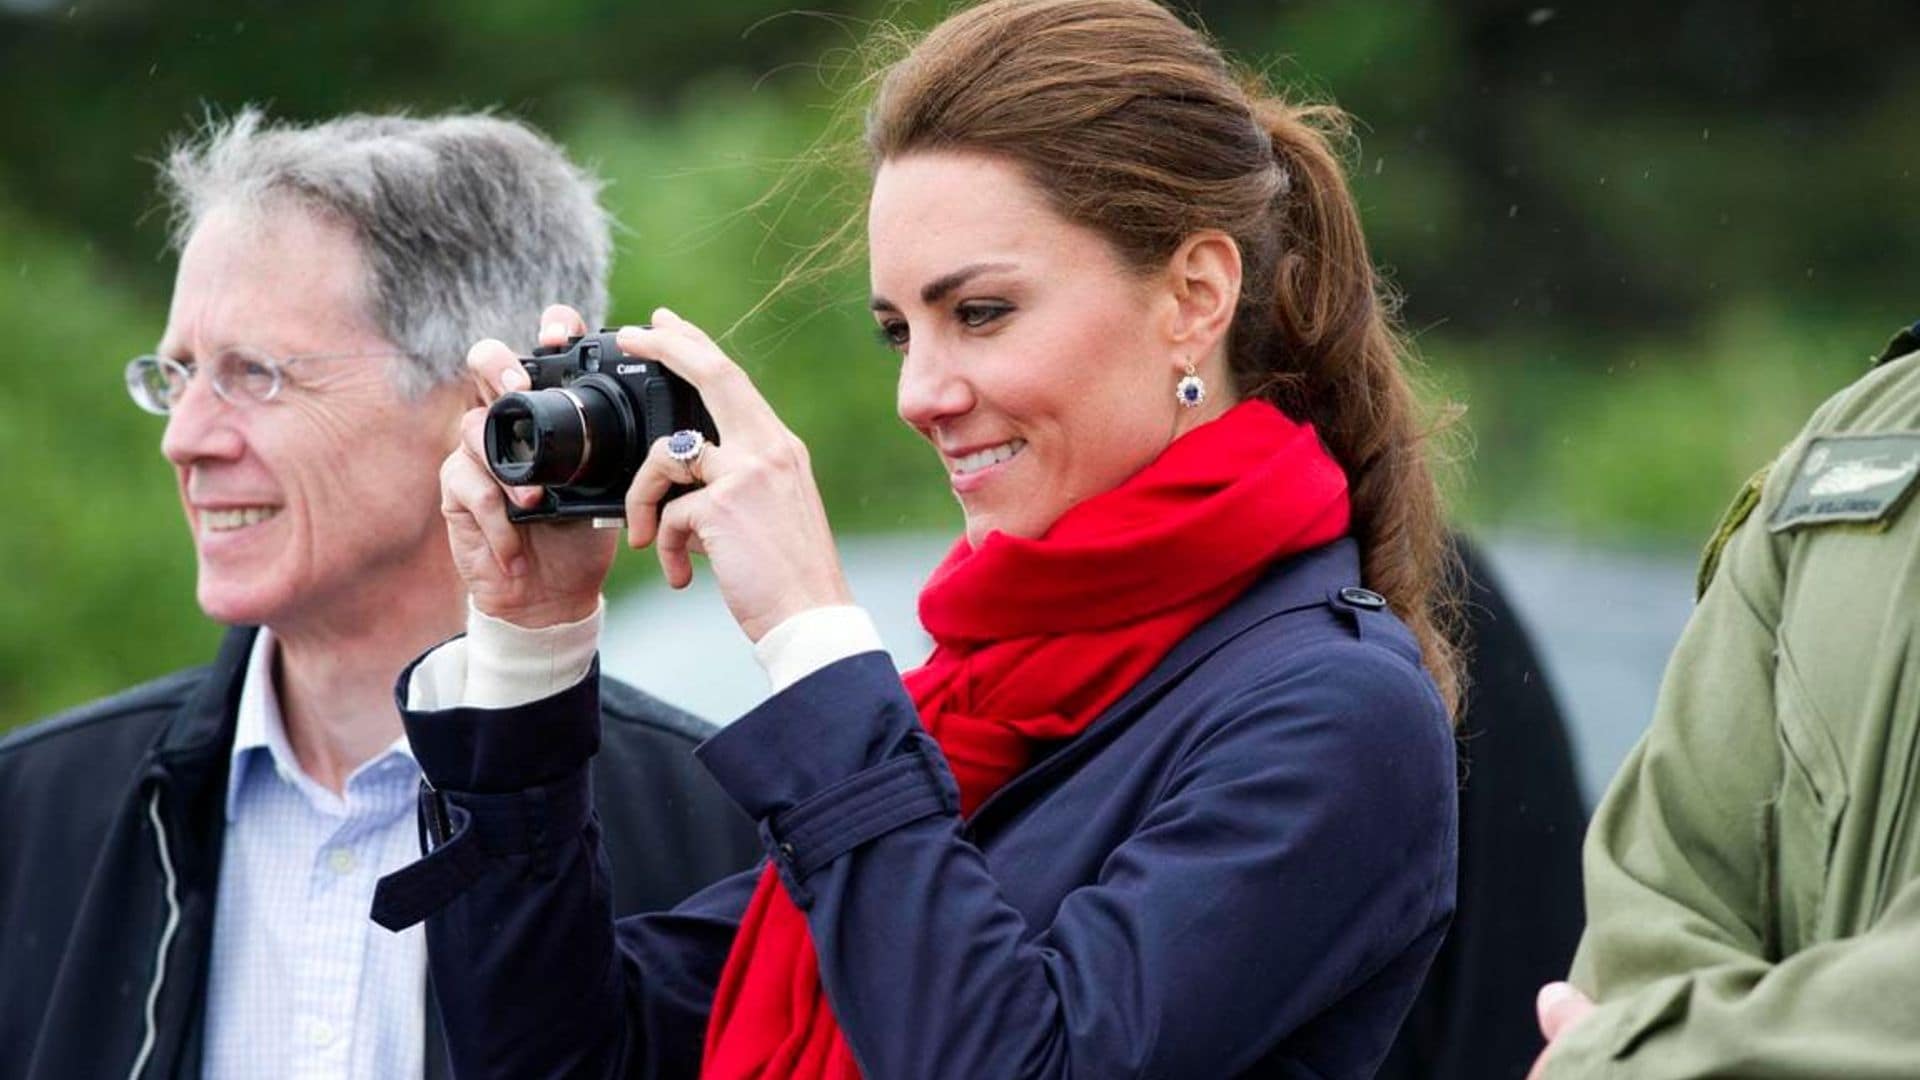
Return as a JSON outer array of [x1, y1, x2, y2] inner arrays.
[[152, 624, 257, 766], [966, 538, 1361, 831]]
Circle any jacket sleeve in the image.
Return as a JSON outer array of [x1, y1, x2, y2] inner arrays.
[[371, 661, 757, 1079], [379, 644, 1455, 1079], [1552, 842, 1920, 1077], [1545, 458, 1920, 1077]]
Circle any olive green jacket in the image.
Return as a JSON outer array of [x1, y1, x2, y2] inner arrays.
[[1547, 334, 1920, 1078]]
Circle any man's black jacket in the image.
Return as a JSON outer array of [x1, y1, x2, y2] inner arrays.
[[0, 626, 761, 1080]]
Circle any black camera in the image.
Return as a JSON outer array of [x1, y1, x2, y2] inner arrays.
[[483, 330, 716, 522]]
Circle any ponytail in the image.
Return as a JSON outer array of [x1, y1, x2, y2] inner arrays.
[[1247, 99, 1464, 716]]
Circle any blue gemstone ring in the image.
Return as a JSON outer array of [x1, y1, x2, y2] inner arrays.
[[666, 429, 707, 464]]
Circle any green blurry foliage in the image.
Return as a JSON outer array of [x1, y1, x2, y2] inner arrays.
[[3, 0, 1918, 730], [0, 189, 222, 728], [1428, 304, 1880, 538]]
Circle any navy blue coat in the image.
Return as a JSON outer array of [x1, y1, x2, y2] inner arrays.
[[373, 539, 1458, 1078]]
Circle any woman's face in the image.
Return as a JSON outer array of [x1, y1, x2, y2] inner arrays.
[[868, 151, 1224, 547]]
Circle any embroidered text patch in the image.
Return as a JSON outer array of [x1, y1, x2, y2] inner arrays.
[[1769, 433, 1920, 532]]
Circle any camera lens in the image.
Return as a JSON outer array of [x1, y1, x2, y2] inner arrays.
[[484, 387, 626, 489]]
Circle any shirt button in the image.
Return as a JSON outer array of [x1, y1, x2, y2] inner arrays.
[[307, 1018, 337, 1046], [326, 848, 356, 875]]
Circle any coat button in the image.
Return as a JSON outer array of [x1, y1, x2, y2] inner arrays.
[[1338, 586, 1387, 610]]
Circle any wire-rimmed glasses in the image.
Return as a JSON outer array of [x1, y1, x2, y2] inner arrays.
[[124, 346, 412, 416]]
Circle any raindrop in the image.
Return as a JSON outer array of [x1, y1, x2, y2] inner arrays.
[[1702, 128, 1711, 140], [1374, 157, 1384, 175], [1527, 8, 1556, 26], [1507, 204, 1519, 218]]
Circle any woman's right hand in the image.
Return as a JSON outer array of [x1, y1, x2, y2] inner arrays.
[[440, 305, 619, 629]]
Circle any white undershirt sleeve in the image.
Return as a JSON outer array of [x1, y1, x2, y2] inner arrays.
[[405, 598, 885, 711]]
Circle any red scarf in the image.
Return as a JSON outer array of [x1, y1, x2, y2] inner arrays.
[[701, 400, 1351, 1078]]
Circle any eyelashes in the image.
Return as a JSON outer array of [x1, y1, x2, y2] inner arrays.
[[876, 321, 909, 349], [875, 301, 1015, 352]]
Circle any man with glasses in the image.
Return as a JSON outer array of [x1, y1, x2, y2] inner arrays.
[[0, 109, 759, 1079]]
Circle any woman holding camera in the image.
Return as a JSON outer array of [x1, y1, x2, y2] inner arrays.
[[373, 0, 1459, 1075]]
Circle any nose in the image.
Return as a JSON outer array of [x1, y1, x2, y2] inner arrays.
[[895, 341, 973, 434], [160, 369, 246, 468]]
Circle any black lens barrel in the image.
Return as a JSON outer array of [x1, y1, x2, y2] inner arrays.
[[485, 386, 626, 489]]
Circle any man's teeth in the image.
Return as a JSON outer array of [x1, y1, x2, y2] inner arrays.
[[952, 439, 1026, 475], [202, 507, 280, 531]]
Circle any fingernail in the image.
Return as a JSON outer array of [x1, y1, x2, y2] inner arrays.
[[505, 367, 529, 389], [541, 321, 567, 341], [1537, 982, 1574, 1015]]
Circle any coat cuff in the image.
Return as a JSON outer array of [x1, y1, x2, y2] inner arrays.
[[695, 651, 959, 907], [374, 652, 606, 931], [394, 648, 603, 794]]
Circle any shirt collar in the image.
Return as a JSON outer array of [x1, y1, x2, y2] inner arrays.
[[225, 627, 417, 822]]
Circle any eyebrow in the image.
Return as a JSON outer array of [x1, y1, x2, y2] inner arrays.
[[870, 261, 1019, 312]]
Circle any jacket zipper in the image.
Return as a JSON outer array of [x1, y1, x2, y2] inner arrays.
[[127, 787, 182, 1080]]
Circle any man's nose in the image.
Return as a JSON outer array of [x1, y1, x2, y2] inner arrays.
[[160, 371, 245, 466]]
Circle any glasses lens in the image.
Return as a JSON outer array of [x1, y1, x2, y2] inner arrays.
[[125, 356, 184, 415], [215, 347, 281, 404]]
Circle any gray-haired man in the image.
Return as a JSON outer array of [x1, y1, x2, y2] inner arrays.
[[0, 110, 759, 1079]]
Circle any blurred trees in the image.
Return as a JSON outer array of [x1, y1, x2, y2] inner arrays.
[[1, 0, 1915, 726]]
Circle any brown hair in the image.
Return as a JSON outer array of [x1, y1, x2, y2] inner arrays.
[[865, 0, 1464, 713]]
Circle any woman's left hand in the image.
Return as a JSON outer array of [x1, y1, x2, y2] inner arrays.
[[621, 308, 854, 642]]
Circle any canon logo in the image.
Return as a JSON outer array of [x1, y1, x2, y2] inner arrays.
[[615, 363, 649, 375]]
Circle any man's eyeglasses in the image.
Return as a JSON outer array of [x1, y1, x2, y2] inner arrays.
[[124, 347, 412, 415]]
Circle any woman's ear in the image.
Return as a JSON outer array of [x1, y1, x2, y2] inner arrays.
[[1162, 230, 1242, 365]]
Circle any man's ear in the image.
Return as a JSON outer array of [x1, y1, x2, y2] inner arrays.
[[1161, 229, 1242, 364]]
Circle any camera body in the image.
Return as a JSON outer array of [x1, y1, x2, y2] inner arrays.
[[483, 330, 716, 522]]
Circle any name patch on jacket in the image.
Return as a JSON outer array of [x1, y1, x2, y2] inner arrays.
[[1769, 433, 1920, 532]]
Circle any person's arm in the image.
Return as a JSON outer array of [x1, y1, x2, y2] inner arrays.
[[1535, 481, 1787, 1076], [1540, 450, 1920, 1077], [1544, 872, 1920, 1078], [379, 638, 1455, 1079], [375, 647, 756, 1078]]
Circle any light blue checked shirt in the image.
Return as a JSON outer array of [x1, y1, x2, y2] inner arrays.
[[203, 629, 427, 1079]]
